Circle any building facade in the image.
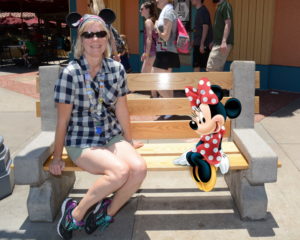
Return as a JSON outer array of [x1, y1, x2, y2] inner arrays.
[[71, 0, 300, 92]]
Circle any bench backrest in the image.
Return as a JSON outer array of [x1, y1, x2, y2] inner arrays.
[[38, 61, 258, 139]]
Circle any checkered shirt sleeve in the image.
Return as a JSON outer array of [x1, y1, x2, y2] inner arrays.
[[118, 63, 130, 97], [54, 68, 75, 104]]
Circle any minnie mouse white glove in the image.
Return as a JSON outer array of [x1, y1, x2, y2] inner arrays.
[[214, 149, 229, 174]]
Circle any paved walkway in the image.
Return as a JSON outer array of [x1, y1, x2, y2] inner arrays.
[[0, 67, 300, 239]]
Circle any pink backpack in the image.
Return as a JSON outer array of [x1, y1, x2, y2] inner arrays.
[[176, 18, 190, 54]]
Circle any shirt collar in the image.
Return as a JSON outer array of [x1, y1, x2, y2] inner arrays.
[[79, 55, 111, 75]]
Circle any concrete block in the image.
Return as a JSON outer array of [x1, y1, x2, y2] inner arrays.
[[230, 61, 256, 129], [224, 170, 268, 220], [233, 129, 278, 184], [14, 131, 55, 186], [39, 65, 62, 131], [27, 172, 76, 222]]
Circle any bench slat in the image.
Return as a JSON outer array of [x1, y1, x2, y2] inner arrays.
[[35, 96, 259, 118], [138, 142, 239, 156], [43, 153, 248, 171], [144, 153, 249, 171], [43, 142, 282, 171], [131, 120, 231, 139], [127, 72, 260, 91], [128, 97, 260, 115], [44, 154, 248, 171]]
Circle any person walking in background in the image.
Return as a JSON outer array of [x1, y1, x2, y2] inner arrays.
[[191, 0, 213, 72], [207, 0, 234, 72], [140, 1, 158, 73], [152, 0, 180, 99], [140, 1, 158, 98]]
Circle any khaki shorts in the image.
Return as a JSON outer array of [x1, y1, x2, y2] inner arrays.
[[206, 44, 232, 72], [65, 135, 124, 163]]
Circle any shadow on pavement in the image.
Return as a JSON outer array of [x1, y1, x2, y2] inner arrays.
[[133, 194, 279, 239], [0, 189, 279, 240], [257, 89, 300, 118]]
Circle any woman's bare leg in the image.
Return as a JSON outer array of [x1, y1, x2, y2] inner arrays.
[[152, 67, 173, 98], [141, 56, 157, 98], [106, 140, 147, 216], [141, 56, 155, 73], [71, 148, 130, 221]]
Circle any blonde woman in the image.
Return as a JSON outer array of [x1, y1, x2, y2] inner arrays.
[[50, 14, 146, 239]]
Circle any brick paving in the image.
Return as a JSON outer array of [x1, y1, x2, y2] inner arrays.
[[0, 71, 39, 99]]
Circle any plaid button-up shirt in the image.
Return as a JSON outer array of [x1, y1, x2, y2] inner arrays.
[[54, 56, 130, 147]]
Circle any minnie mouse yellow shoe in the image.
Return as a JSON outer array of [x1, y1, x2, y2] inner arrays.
[[190, 165, 217, 192]]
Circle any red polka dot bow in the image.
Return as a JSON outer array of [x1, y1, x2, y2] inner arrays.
[[185, 78, 219, 109]]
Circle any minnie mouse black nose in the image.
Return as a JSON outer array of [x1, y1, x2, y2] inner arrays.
[[189, 120, 198, 130]]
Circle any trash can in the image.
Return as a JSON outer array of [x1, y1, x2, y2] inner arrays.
[[0, 136, 15, 199]]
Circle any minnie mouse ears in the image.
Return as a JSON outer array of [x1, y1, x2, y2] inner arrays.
[[66, 12, 82, 28], [99, 8, 116, 25], [66, 8, 116, 28]]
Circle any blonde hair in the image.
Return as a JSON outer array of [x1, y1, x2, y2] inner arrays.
[[74, 20, 111, 59], [167, 0, 174, 3], [89, 0, 105, 14]]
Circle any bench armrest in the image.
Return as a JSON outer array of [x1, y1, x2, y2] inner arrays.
[[232, 129, 278, 185], [14, 131, 55, 186]]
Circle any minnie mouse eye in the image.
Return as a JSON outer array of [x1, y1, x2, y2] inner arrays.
[[202, 117, 206, 123], [189, 120, 198, 130]]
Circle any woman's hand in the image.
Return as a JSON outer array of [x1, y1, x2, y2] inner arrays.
[[141, 53, 149, 62], [133, 141, 144, 149], [49, 158, 65, 175], [113, 54, 121, 62]]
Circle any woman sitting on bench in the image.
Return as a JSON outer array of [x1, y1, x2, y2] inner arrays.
[[49, 14, 147, 239]]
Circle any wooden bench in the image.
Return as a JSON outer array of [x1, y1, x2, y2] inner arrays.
[[15, 61, 280, 222], [42, 72, 260, 172]]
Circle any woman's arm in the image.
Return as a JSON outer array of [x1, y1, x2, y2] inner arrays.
[[50, 103, 73, 175], [115, 96, 144, 148], [157, 19, 172, 42], [115, 96, 132, 142], [142, 19, 154, 61]]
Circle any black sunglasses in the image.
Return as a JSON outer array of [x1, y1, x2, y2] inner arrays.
[[81, 31, 107, 39]]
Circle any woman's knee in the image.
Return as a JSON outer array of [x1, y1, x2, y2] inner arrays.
[[106, 162, 130, 185], [129, 158, 147, 180]]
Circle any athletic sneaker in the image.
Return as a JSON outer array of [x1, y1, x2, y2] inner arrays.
[[57, 198, 85, 240], [85, 198, 113, 234]]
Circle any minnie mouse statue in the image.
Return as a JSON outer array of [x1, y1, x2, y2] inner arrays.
[[175, 78, 242, 192]]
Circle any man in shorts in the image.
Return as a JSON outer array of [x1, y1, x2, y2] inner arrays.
[[191, 0, 213, 72], [207, 0, 234, 72]]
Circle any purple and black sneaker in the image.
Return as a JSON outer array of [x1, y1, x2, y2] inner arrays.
[[57, 198, 85, 240], [85, 198, 113, 234]]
